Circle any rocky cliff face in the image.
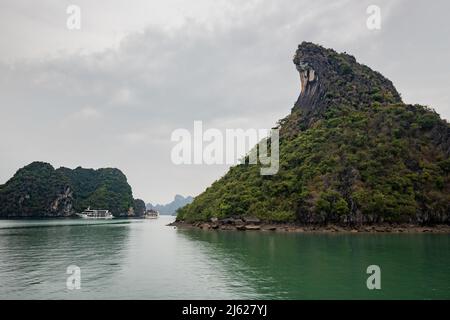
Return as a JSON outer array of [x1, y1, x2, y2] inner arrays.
[[177, 42, 450, 225], [49, 186, 74, 216], [289, 42, 449, 156], [287, 42, 402, 131]]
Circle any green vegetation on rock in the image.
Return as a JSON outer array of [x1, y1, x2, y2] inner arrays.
[[58, 166, 134, 216]]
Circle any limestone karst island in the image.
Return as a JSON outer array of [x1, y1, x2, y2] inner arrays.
[[175, 42, 450, 232]]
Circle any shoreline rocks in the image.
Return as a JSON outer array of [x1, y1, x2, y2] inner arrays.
[[168, 219, 450, 233]]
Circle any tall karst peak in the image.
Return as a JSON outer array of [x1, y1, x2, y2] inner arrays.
[[291, 42, 402, 124]]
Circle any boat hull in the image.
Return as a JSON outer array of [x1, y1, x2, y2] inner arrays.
[[76, 213, 113, 219]]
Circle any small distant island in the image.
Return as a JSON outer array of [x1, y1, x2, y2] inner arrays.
[[0, 161, 146, 218], [147, 195, 193, 215], [174, 42, 450, 232]]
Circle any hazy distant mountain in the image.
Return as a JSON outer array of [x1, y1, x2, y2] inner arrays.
[[147, 194, 194, 215]]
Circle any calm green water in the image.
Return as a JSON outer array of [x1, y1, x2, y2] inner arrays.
[[0, 216, 449, 299]]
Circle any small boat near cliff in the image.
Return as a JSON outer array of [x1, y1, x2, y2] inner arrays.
[[77, 207, 113, 219], [144, 209, 159, 219]]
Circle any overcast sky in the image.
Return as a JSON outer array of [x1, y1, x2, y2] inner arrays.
[[1, 0, 449, 204]]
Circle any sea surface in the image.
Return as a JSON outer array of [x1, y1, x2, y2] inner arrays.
[[0, 216, 449, 299]]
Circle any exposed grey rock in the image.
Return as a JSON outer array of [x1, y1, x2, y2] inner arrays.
[[245, 225, 261, 230], [242, 217, 261, 224]]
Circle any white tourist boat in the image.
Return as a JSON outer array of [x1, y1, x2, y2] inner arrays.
[[77, 207, 113, 219], [144, 209, 159, 219]]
